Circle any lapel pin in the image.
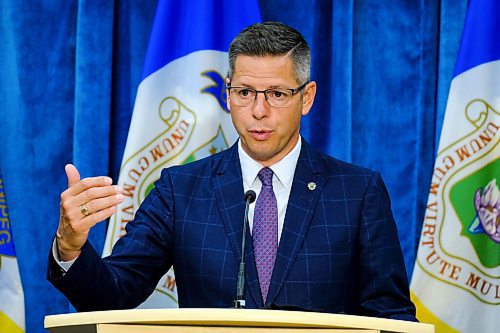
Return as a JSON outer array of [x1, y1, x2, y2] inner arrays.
[[307, 182, 316, 191]]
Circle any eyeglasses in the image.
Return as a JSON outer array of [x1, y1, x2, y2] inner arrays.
[[226, 82, 308, 108]]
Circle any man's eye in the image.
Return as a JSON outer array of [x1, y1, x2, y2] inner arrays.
[[269, 90, 287, 99], [238, 89, 252, 97]]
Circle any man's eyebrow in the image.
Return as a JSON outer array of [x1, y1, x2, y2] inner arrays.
[[229, 82, 253, 87], [230, 82, 288, 89]]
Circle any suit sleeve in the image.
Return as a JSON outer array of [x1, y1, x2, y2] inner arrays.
[[47, 168, 176, 311], [356, 172, 417, 321]]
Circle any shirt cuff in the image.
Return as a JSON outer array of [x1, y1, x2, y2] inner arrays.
[[51, 238, 76, 273]]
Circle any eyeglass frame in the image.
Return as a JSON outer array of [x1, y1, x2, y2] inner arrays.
[[226, 81, 309, 108]]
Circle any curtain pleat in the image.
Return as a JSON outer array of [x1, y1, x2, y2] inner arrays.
[[0, 1, 80, 330], [72, 0, 115, 255], [329, 1, 354, 162]]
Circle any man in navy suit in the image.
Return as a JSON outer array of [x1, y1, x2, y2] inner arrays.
[[49, 22, 416, 321]]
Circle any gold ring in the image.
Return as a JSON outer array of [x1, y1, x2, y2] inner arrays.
[[80, 204, 91, 217]]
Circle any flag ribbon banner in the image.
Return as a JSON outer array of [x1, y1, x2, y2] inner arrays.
[[0, 171, 25, 333], [411, 0, 500, 332], [103, 0, 261, 307]]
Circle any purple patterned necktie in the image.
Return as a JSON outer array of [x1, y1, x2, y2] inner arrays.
[[253, 167, 278, 302]]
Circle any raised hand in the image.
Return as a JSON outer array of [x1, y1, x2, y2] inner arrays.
[[56, 164, 124, 261]]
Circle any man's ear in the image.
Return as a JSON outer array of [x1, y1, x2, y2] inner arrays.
[[225, 77, 231, 111], [301, 81, 317, 116]]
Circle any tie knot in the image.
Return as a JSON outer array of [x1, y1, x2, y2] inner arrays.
[[258, 167, 274, 186]]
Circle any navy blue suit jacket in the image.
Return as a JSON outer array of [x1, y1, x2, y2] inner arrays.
[[48, 140, 416, 321]]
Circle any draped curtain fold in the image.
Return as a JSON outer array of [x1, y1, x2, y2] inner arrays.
[[0, 1, 467, 332], [73, 0, 115, 255]]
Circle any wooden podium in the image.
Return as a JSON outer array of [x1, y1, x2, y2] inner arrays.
[[44, 308, 434, 333]]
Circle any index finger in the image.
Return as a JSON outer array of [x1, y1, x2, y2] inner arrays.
[[66, 175, 114, 196]]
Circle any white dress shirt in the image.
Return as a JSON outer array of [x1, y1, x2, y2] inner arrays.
[[238, 137, 301, 243]]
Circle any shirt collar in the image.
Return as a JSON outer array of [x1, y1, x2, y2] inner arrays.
[[238, 137, 302, 189]]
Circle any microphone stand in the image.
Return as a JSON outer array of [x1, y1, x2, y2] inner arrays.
[[233, 190, 256, 308]]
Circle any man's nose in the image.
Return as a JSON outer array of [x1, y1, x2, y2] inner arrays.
[[252, 92, 270, 119]]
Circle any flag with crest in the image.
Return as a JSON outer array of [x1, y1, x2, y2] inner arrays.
[[410, 0, 499, 331]]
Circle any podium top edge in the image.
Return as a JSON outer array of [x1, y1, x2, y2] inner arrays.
[[44, 308, 434, 333]]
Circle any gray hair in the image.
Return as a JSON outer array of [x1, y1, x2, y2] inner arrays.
[[228, 22, 310, 85]]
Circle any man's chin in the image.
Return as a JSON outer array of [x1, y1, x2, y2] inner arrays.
[[246, 148, 281, 166]]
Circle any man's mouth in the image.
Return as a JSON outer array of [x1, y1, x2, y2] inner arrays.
[[249, 130, 272, 141]]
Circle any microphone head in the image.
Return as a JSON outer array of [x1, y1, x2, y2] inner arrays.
[[244, 190, 256, 203]]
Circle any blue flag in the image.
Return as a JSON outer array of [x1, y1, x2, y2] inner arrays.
[[0, 169, 25, 332], [104, 0, 261, 308], [411, 0, 500, 332]]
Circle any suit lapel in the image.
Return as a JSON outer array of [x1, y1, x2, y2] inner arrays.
[[266, 141, 325, 306], [212, 143, 263, 307]]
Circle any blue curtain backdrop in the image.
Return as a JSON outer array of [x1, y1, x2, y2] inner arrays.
[[0, 1, 467, 332]]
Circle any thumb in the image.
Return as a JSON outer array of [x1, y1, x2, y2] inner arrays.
[[65, 164, 81, 187]]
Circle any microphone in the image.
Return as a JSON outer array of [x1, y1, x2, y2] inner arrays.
[[233, 190, 256, 308]]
